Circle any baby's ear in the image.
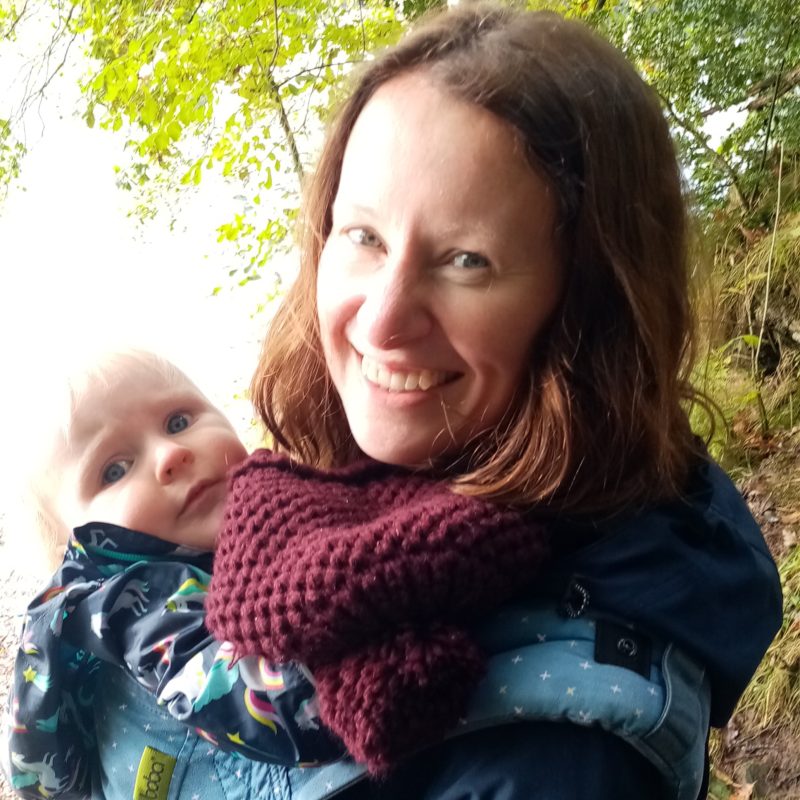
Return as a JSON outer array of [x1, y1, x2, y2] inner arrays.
[[5, 488, 70, 581], [35, 506, 71, 573]]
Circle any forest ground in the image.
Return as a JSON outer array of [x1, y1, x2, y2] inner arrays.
[[0, 436, 798, 800], [709, 427, 800, 800]]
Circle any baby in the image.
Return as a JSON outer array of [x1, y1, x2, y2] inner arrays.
[[3, 350, 342, 800]]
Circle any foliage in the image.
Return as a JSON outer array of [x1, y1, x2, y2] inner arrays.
[[688, 336, 763, 469], [386, 0, 445, 18], [721, 211, 800, 371], [698, 173, 800, 448], [737, 545, 800, 732], [3, 1, 797, 451], [0, 116, 24, 195], [57, 0, 406, 287], [0, 1, 28, 194], [3, 0, 799, 277], [583, 0, 800, 218]]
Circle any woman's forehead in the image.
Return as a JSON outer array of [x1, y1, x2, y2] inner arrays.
[[343, 74, 525, 172], [335, 73, 554, 241]]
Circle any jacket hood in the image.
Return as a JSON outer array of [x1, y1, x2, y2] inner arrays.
[[550, 457, 783, 727]]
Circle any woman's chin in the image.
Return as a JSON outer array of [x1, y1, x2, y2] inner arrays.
[[352, 431, 456, 469]]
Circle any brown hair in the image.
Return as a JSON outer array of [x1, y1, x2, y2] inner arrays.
[[252, 3, 702, 515]]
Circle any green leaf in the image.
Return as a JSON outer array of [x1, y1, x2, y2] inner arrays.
[[740, 335, 761, 349], [167, 120, 182, 141]]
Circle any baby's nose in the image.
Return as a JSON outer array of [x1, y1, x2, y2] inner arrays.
[[155, 443, 195, 483]]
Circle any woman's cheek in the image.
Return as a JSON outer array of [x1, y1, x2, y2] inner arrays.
[[317, 246, 358, 379], [316, 246, 340, 348]]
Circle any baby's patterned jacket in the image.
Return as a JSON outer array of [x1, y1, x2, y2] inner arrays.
[[2, 522, 344, 799]]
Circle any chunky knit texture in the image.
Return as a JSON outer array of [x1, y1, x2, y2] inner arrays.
[[206, 450, 550, 773]]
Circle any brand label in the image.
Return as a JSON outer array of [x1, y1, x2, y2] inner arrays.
[[133, 746, 176, 800]]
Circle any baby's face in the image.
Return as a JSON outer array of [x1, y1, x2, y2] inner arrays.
[[55, 368, 248, 551]]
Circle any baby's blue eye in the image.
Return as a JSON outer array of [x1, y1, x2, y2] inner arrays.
[[453, 252, 489, 269], [166, 413, 190, 434], [102, 461, 128, 485]]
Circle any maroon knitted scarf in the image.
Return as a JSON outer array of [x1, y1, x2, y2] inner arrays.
[[206, 450, 550, 773]]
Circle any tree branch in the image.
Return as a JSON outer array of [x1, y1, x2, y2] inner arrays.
[[358, 0, 367, 55], [186, 1, 203, 25], [3, 0, 30, 40], [300, 62, 325, 132], [657, 90, 749, 212], [754, 142, 783, 384], [755, 54, 787, 181], [700, 65, 800, 118], [276, 58, 364, 89], [747, 26, 794, 208], [267, 72, 303, 181], [268, 0, 280, 74], [248, 32, 304, 182], [16, 3, 78, 121]]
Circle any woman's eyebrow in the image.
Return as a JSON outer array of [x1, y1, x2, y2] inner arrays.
[[332, 200, 378, 219]]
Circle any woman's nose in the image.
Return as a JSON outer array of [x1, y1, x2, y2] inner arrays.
[[155, 442, 195, 484], [358, 254, 433, 349]]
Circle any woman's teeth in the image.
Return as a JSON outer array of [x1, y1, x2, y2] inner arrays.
[[361, 354, 450, 392]]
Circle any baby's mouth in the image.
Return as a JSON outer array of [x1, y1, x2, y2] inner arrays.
[[180, 479, 219, 515]]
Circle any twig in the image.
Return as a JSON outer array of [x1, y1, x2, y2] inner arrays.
[[268, 0, 280, 74], [749, 45, 789, 209], [300, 62, 325, 132], [269, 71, 304, 180], [4, 0, 30, 39], [17, 3, 78, 121], [276, 59, 364, 89], [186, 0, 203, 25], [358, 0, 367, 55], [754, 142, 784, 378]]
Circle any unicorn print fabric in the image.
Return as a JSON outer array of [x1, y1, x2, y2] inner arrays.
[[4, 522, 344, 799]]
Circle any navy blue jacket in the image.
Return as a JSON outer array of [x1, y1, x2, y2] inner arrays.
[[338, 457, 782, 799], [549, 457, 782, 727]]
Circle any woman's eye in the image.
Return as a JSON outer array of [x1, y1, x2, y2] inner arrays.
[[102, 461, 130, 485], [347, 228, 382, 248], [452, 251, 490, 269], [166, 413, 191, 434]]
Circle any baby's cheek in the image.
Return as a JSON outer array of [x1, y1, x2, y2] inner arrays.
[[226, 441, 249, 469]]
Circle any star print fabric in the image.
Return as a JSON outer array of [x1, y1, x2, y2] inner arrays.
[[3, 522, 344, 799]]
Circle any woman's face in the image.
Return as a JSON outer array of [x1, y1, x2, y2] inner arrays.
[[317, 73, 563, 466]]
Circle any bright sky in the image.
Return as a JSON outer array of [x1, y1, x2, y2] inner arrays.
[[0, 16, 278, 506]]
